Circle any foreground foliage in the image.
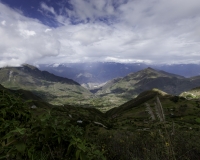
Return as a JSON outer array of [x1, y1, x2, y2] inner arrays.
[[0, 90, 105, 160], [1, 88, 200, 160]]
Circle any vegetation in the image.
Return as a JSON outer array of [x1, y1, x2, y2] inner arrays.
[[1, 64, 200, 159], [0, 90, 105, 159], [95, 68, 200, 110], [2, 65, 200, 111], [1, 86, 200, 159], [0, 65, 93, 106]]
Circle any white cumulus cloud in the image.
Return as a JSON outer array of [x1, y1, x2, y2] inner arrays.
[[0, 3, 60, 67], [1, 20, 6, 26], [1, 0, 200, 66]]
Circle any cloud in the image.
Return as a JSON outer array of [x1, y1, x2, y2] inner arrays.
[[1, 0, 200, 67], [65, 0, 116, 22], [41, 2, 56, 16], [0, 3, 60, 67], [1, 20, 6, 26], [19, 30, 36, 38], [40, 2, 68, 25]]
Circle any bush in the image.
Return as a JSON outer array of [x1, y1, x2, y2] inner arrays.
[[0, 90, 105, 160]]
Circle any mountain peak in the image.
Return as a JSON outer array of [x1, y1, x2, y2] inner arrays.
[[22, 64, 38, 70], [146, 67, 155, 70], [140, 67, 157, 73], [134, 67, 184, 79], [127, 67, 160, 78]]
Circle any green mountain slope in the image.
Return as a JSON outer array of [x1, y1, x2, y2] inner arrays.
[[0, 64, 92, 105], [179, 75, 200, 99], [180, 86, 200, 99], [96, 67, 199, 110], [0, 84, 53, 109], [106, 88, 200, 131]]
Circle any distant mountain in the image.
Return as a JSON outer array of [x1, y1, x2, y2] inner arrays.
[[38, 62, 149, 87], [155, 63, 200, 77], [96, 67, 189, 95], [90, 77, 123, 94], [38, 63, 200, 88], [0, 64, 92, 105], [95, 68, 200, 109], [3, 64, 200, 109]]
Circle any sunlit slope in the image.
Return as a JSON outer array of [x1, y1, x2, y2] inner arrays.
[[106, 89, 200, 129], [96, 68, 199, 109], [0, 64, 92, 105]]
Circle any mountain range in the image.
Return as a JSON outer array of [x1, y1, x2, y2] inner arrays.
[[2, 70, 200, 159], [38, 62, 200, 90], [1, 64, 200, 110]]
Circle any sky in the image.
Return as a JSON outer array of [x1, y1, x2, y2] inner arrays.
[[0, 0, 200, 67]]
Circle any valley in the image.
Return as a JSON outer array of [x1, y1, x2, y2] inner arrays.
[[1, 0, 200, 159], [1, 64, 200, 159], [1, 64, 200, 111], [38, 62, 200, 86]]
